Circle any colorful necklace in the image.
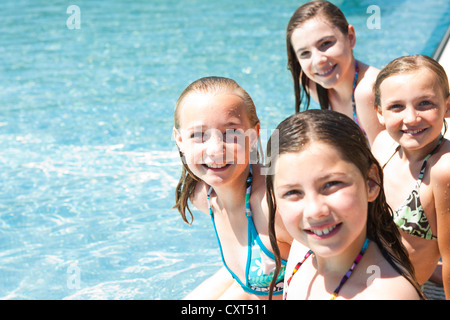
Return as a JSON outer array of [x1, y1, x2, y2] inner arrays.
[[284, 238, 370, 300]]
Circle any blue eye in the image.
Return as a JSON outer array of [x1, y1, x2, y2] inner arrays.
[[283, 189, 303, 199], [320, 41, 332, 48], [224, 128, 246, 142], [191, 132, 204, 140], [324, 181, 340, 188], [300, 51, 309, 58], [417, 100, 435, 111], [321, 181, 343, 194], [226, 129, 243, 135], [387, 104, 403, 111]]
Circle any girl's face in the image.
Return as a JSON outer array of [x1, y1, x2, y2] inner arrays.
[[273, 142, 379, 258], [377, 68, 450, 151], [174, 92, 259, 187], [290, 17, 355, 89]]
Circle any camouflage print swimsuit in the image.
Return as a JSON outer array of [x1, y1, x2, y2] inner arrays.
[[383, 135, 443, 241]]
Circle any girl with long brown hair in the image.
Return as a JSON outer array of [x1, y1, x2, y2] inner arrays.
[[266, 109, 424, 299], [286, 1, 383, 145]]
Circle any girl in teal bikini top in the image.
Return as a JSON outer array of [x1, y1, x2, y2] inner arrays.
[[207, 165, 287, 295]]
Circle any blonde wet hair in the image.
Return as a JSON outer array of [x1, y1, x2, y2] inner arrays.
[[173, 76, 261, 224], [374, 54, 449, 134]]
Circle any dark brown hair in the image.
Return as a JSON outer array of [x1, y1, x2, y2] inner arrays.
[[266, 109, 425, 299], [286, 0, 350, 112]]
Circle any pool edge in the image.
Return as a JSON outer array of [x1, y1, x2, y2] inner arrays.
[[434, 25, 450, 137]]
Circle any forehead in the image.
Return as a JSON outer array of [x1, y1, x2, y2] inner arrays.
[[290, 17, 343, 46], [379, 68, 444, 98], [178, 92, 250, 128], [274, 142, 360, 183]]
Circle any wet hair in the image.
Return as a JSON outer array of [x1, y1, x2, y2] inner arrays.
[[266, 109, 425, 299], [173, 76, 260, 224], [286, 0, 350, 112], [374, 54, 449, 134]]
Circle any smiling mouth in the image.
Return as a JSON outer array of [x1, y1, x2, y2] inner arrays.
[[305, 223, 342, 237], [316, 64, 337, 77], [402, 128, 427, 135], [203, 163, 229, 169]]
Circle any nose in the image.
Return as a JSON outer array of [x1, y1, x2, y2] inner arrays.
[[303, 193, 329, 221], [204, 131, 225, 159], [312, 49, 328, 67], [403, 106, 420, 125]]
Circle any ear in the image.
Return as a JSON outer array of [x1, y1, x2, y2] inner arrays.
[[253, 122, 261, 142], [347, 25, 356, 49], [366, 164, 381, 202], [376, 105, 385, 126], [173, 127, 183, 152], [445, 95, 450, 118], [249, 122, 261, 150]]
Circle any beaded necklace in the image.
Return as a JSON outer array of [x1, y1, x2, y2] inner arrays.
[[284, 238, 370, 300]]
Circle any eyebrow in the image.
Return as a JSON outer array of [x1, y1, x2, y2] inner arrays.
[[317, 172, 349, 181], [224, 120, 244, 127], [276, 172, 349, 189], [183, 120, 245, 132], [383, 94, 438, 105], [415, 94, 438, 101], [295, 35, 335, 53]]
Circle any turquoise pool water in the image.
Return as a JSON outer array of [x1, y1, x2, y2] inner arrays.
[[0, 0, 449, 299]]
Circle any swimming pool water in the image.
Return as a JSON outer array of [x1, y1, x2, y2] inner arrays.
[[0, 0, 449, 299]]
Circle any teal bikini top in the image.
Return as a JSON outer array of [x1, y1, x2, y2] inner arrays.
[[207, 165, 287, 295]]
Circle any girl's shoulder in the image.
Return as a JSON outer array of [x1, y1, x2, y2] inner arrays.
[[356, 243, 421, 300], [354, 62, 384, 145], [371, 130, 398, 165], [354, 62, 378, 104], [249, 163, 266, 190], [356, 62, 379, 91], [430, 137, 450, 183], [360, 271, 421, 300], [190, 180, 211, 214]]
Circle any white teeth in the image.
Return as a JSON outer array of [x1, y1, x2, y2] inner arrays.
[[205, 163, 227, 168], [404, 129, 424, 134], [310, 225, 336, 236], [317, 65, 334, 76], [318, 69, 330, 76]]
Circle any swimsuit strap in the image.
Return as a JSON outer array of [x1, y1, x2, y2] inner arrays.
[[351, 60, 364, 133], [327, 60, 365, 135], [245, 165, 253, 217], [383, 135, 444, 176], [206, 165, 251, 291], [417, 135, 444, 183], [284, 238, 370, 300], [352, 60, 359, 109], [207, 165, 253, 212], [382, 144, 401, 170], [208, 165, 277, 295]]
